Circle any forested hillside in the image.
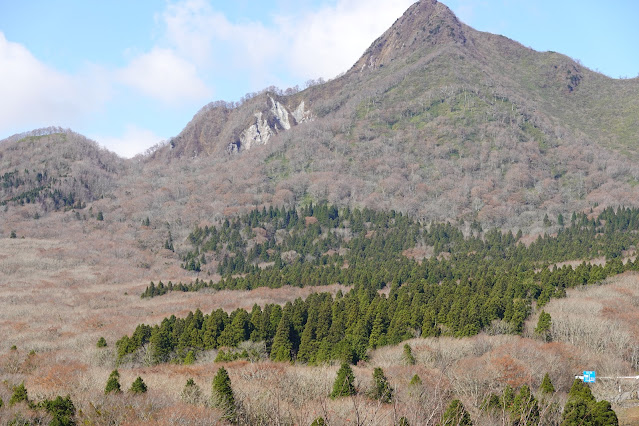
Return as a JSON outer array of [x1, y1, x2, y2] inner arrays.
[[2, 0, 639, 424], [0, 128, 125, 213], [120, 204, 639, 367], [139, 0, 639, 230]]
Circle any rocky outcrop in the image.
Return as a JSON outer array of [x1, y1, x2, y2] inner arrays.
[[239, 111, 274, 151], [150, 92, 313, 160], [292, 101, 312, 124], [227, 96, 312, 154]]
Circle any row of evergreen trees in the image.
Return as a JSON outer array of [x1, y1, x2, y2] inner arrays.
[[162, 205, 639, 299], [122, 252, 639, 366]]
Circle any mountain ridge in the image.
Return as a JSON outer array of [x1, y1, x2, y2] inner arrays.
[[1, 0, 639, 233]]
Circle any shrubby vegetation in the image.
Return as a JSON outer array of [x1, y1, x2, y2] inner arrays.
[[5, 381, 76, 425]]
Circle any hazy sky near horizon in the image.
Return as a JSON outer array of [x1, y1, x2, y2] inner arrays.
[[1, 0, 637, 157]]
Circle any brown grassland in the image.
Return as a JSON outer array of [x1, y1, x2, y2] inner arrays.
[[1, 236, 639, 424]]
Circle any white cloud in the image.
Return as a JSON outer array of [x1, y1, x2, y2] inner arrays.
[[161, 0, 416, 82], [0, 1, 418, 150], [0, 32, 110, 136], [93, 124, 163, 158], [117, 47, 211, 104], [282, 0, 416, 78]]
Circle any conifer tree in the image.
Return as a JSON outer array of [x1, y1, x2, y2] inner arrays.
[[331, 363, 356, 398], [540, 373, 555, 394], [96, 337, 107, 348], [297, 320, 318, 363], [212, 367, 236, 422], [183, 350, 196, 365], [403, 343, 416, 365], [441, 399, 472, 425], [543, 214, 551, 227], [512, 385, 539, 425], [561, 379, 618, 425], [535, 310, 552, 340], [371, 367, 393, 403], [105, 370, 121, 394], [39, 395, 75, 425], [130, 376, 147, 393], [270, 313, 293, 362], [9, 383, 28, 405]]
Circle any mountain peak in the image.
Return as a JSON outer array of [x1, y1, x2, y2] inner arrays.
[[351, 0, 466, 72]]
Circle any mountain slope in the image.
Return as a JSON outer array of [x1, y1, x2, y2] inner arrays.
[[135, 0, 639, 229], [2, 0, 639, 233], [0, 128, 125, 212]]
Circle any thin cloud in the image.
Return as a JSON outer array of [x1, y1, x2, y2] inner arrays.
[[0, 32, 110, 135], [92, 124, 162, 159], [282, 0, 416, 79], [117, 47, 211, 104], [161, 0, 416, 83]]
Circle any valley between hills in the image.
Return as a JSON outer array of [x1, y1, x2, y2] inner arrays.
[[2, 0, 639, 424]]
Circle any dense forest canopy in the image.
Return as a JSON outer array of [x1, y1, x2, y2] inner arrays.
[[122, 204, 639, 366]]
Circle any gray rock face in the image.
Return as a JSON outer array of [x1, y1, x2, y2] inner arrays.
[[240, 111, 274, 151], [270, 96, 291, 130], [292, 101, 312, 124], [229, 96, 312, 154]]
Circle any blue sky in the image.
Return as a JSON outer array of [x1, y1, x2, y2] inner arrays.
[[1, 0, 637, 157]]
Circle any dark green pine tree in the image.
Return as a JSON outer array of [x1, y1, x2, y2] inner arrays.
[[212, 367, 236, 422], [150, 321, 173, 363], [218, 309, 250, 347], [331, 363, 356, 398], [96, 336, 107, 348], [130, 376, 148, 394], [540, 373, 555, 394], [105, 370, 121, 394], [368, 311, 387, 349], [535, 310, 552, 341], [561, 379, 618, 425], [371, 367, 393, 403], [9, 383, 28, 405], [441, 399, 472, 425], [512, 385, 539, 425], [40, 395, 75, 425], [270, 312, 294, 362], [297, 320, 318, 363], [402, 343, 416, 365]]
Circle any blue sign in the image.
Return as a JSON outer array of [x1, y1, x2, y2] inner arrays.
[[583, 371, 596, 383]]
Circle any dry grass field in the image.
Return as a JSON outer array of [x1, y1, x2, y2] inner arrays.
[[2, 235, 639, 424]]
